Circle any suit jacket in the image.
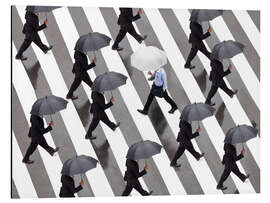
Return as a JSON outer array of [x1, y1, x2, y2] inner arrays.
[[59, 175, 83, 197], [72, 51, 96, 78], [22, 11, 47, 40], [222, 143, 244, 166], [188, 21, 210, 44], [209, 59, 231, 86], [117, 8, 141, 25], [124, 159, 147, 182], [90, 91, 113, 114], [176, 119, 199, 146], [28, 114, 52, 143]]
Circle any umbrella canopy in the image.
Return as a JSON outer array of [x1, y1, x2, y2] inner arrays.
[[26, 6, 61, 13], [91, 71, 127, 92], [224, 124, 258, 145], [130, 46, 167, 71], [126, 140, 162, 160], [211, 40, 245, 60], [74, 32, 111, 52], [190, 9, 223, 22], [180, 102, 216, 122], [61, 155, 98, 176], [30, 95, 68, 116]]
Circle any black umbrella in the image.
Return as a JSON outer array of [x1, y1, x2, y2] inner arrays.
[[224, 124, 258, 149], [74, 32, 111, 56], [26, 6, 61, 13], [126, 140, 162, 161], [30, 95, 68, 121], [180, 102, 216, 127], [91, 71, 127, 96], [211, 40, 245, 60], [190, 9, 223, 22], [61, 155, 98, 181]]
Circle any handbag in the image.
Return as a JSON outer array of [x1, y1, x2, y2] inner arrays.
[[151, 83, 164, 98]]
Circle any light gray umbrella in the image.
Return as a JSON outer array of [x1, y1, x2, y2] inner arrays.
[[91, 71, 127, 96], [61, 155, 98, 177], [211, 40, 245, 60], [190, 9, 223, 22], [26, 6, 61, 13], [180, 102, 216, 124], [30, 95, 68, 121], [126, 140, 162, 161], [224, 124, 258, 148], [74, 32, 111, 54]]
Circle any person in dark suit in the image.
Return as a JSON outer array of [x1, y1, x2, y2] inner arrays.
[[22, 115, 59, 164], [85, 91, 120, 140], [66, 51, 97, 100], [184, 21, 212, 69], [137, 68, 178, 115], [112, 8, 147, 51], [170, 119, 204, 167], [59, 175, 84, 197], [15, 11, 52, 61], [122, 159, 153, 196], [216, 143, 250, 190], [205, 59, 238, 106]]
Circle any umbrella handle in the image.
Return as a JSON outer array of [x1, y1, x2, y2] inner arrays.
[[49, 114, 53, 122], [198, 121, 200, 128], [242, 143, 245, 150], [80, 174, 83, 182], [110, 90, 113, 98]]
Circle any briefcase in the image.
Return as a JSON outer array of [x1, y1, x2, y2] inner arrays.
[[150, 83, 164, 98]]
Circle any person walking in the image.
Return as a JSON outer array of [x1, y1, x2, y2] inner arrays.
[[59, 175, 84, 197]]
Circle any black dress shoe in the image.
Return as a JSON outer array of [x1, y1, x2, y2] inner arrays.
[[15, 55, 27, 61], [113, 122, 121, 131], [168, 106, 178, 114], [170, 163, 181, 168], [205, 101, 215, 106], [148, 190, 153, 195], [22, 159, 34, 164], [85, 135, 97, 140], [184, 64, 195, 69], [242, 174, 250, 182], [216, 185, 227, 190], [44, 45, 53, 54], [112, 46, 123, 51], [139, 35, 148, 44], [230, 89, 238, 98], [137, 109, 148, 115], [196, 152, 205, 161], [50, 147, 60, 156], [66, 95, 78, 100]]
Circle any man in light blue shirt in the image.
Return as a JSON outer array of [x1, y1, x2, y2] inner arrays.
[[137, 67, 178, 115]]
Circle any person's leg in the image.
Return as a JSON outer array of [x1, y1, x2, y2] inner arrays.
[[205, 84, 218, 105], [198, 42, 211, 59], [16, 38, 32, 59], [143, 92, 155, 112], [121, 183, 133, 196], [126, 24, 144, 42], [112, 25, 127, 49], [170, 144, 185, 166], [32, 35, 49, 53], [66, 77, 82, 98], [100, 112, 117, 130], [186, 144, 201, 160], [219, 80, 235, 97], [163, 90, 178, 113], [185, 44, 198, 68], [23, 141, 38, 162], [133, 181, 150, 196], [39, 137, 55, 156], [217, 166, 231, 188], [85, 114, 100, 138], [231, 164, 247, 182], [82, 73, 93, 88]]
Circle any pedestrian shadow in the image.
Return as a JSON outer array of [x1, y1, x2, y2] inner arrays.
[[215, 102, 226, 126], [194, 69, 208, 93], [25, 61, 40, 90], [74, 100, 91, 127], [91, 140, 110, 169], [149, 102, 167, 136]]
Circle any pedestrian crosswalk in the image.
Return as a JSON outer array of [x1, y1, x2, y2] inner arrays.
[[12, 5, 260, 198]]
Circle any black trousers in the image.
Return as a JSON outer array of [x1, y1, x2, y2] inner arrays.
[[122, 180, 149, 196], [112, 23, 143, 48], [205, 80, 234, 103], [67, 73, 92, 97], [185, 42, 211, 66], [171, 143, 201, 165], [86, 112, 116, 137], [16, 35, 48, 57], [143, 89, 177, 112], [217, 164, 246, 187], [23, 137, 54, 161]]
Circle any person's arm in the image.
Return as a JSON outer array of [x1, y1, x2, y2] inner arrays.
[[81, 57, 96, 71], [222, 69, 231, 77], [190, 131, 200, 139], [225, 146, 244, 162], [131, 167, 147, 178], [104, 101, 113, 110], [66, 181, 83, 194], [32, 118, 52, 134], [73, 185, 83, 193], [96, 94, 113, 111], [193, 25, 210, 40], [132, 14, 141, 21], [30, 19, 47, 32]]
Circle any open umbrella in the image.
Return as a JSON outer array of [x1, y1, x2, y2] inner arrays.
[[130, 46, 167, 71], [190, 9, 223, 22], [26, 6, 62, 13], [211, 40, 245, 60], [30, 95, 68, 121], [91, 71, 127, 96], [61, 155, 98, 181], [180, 102, 216, 127], [74, 32, 111, 57], [224, 124, 258, 149], [126, 140, 162, 162]]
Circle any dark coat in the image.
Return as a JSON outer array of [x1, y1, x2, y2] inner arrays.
[[188, 21, 210, 44], [72, 51, 96, 78], [222, 143, 244, 166], [59, 175, 83, 197], [176, 119, 199, 146], [117, 8, 141, 25], [22, 11, 47, 40], [28, 115, 52, 143], [123, 159, 147, 182], [209, 59, 231, 86], [90, 91, 113, 114]]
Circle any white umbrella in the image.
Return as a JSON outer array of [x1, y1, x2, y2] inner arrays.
[[130, 46, 167, 71]]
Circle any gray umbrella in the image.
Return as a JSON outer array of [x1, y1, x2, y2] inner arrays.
[[180, 102, 216, 123], [126, 140, 162, 161], [211, 40, 245, 60], [61, 155, 98, 176], [26, 6, 61, 13], [92, 71, 127, 95], [74, 32, 111, 53], [30, 95, 68, 121], [190, 9, 223, 22], [224, 124, 258, 147]]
